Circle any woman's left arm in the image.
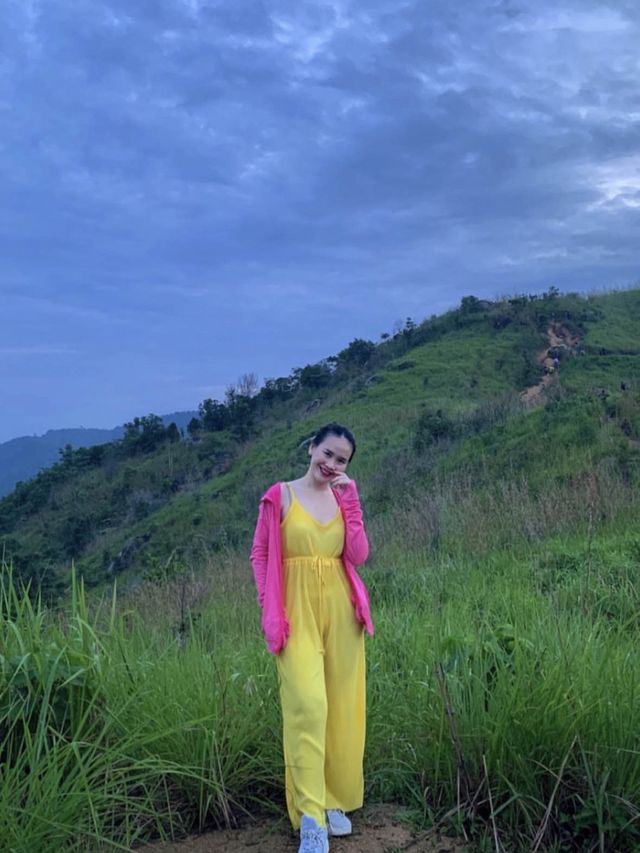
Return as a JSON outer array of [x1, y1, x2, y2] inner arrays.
[[335, 478, 369, 566]]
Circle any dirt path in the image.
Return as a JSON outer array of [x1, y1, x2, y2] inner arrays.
[[137, 804, 469, 853], [520, 322, 581, 405]]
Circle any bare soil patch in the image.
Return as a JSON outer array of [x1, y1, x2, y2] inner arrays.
[[137, 804, 469, 853], [521, 322, 582, 406]]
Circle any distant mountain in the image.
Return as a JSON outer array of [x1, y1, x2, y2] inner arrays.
[[0, 412, 197, 498]]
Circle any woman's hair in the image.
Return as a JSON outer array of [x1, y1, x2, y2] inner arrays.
[[311, 422, 356, 460]]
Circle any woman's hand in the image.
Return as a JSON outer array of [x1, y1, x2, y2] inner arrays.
[[330, 472, 352, 490]]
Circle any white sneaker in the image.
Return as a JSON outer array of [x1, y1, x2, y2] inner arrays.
[[326, 809, 352, 836], [299, 815, 329, 853]]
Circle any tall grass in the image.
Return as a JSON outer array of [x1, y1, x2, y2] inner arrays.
[[2, 487, 640, 850], [0, 564, 279, 851], [365, 541, 640, 850], [370, 459, 639, 562]]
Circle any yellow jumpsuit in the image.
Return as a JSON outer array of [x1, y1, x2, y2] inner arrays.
[[277, 485, 366, 830]]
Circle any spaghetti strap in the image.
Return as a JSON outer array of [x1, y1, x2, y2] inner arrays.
[[280, 482, 295, 524]]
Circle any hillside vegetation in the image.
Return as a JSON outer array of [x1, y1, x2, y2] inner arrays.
[[1, 287, 640, 851], [0, 412, 199, 500], [2, 288, 639, 596]]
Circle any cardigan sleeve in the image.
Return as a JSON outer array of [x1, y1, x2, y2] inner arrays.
[[340, 480, 369, 566], [249, 499, 270, 607]]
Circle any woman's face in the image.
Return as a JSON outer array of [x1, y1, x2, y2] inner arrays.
[[308, 433, 353, 484]]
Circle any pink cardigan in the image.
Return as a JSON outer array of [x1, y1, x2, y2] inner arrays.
[[250, 480, 374, 653]]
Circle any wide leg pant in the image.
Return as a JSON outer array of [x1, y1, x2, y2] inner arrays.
[[276, 556, 366, 830]]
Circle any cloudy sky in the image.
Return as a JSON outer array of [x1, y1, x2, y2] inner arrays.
[[2, 0, 639, 442]]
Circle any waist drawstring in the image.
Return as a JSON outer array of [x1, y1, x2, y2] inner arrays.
[[311, 555, 327, 580], [282, 557, 342, 655]]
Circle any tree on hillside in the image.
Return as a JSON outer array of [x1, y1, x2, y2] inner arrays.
[[225, 384, 256, 440], [261, 376, 296, 404], [187, 417, 202, 439], [198, 399, 228, 432], [460, 295, 483, 315], [59, 444, 75, 466], [236, 372, 260, 398], [293, 362, 333, 390], [335, 338, 376, 370], [166, 422, 181, 443], [122, 415, 167, 455]]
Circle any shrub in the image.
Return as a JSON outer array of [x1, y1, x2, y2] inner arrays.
[[414, 408, 457, 452]]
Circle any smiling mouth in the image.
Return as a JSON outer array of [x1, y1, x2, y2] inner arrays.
[[319, 465, 334, 478]]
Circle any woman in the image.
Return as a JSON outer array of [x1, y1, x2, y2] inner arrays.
[[250, 422, 374, 853]]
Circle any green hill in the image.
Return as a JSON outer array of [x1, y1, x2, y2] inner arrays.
[[1, 287, 639, 597], [2, 286, 640, 852]]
